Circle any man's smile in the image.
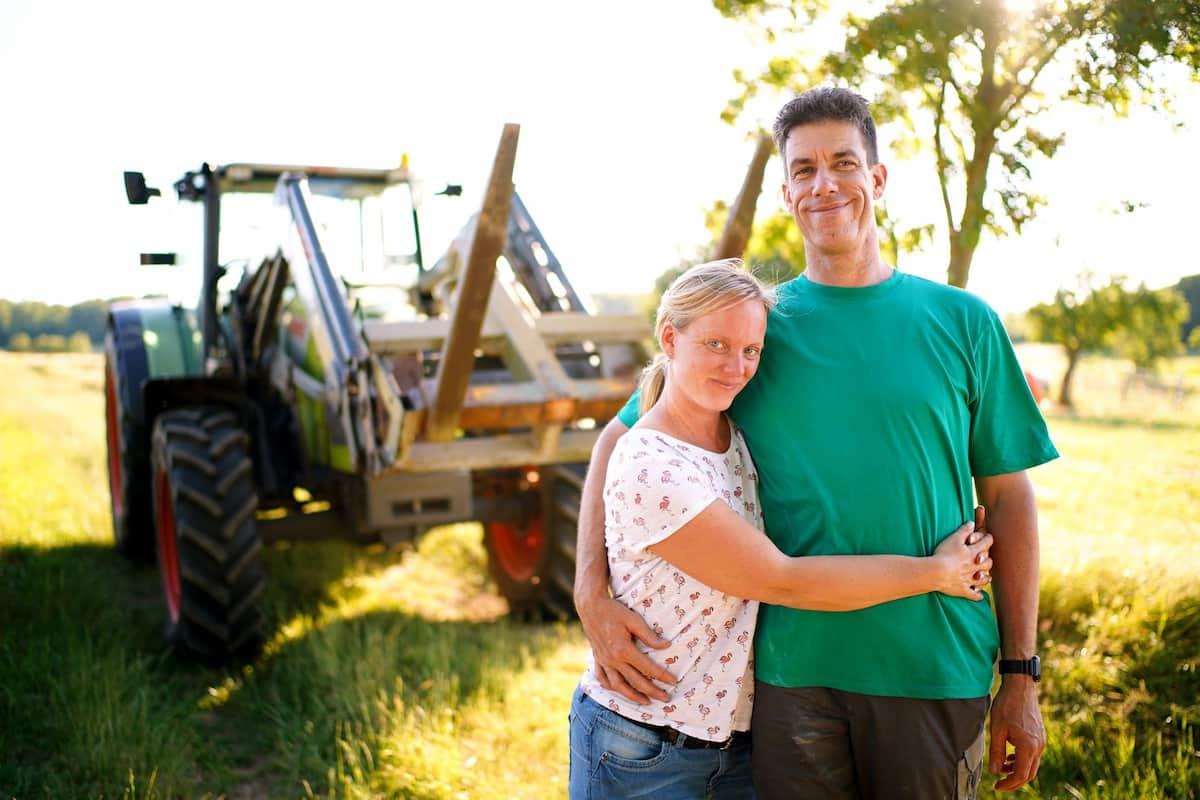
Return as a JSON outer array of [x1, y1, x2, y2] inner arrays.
[[806, 200, 851, 215]]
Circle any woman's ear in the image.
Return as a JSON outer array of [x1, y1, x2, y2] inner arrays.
[[660, 322, 677, 359]]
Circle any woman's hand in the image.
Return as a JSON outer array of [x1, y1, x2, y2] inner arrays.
[[932, 521, 993, 600]]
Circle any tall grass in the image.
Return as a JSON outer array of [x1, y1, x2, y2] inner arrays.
[[0, 351, 1196, 798]]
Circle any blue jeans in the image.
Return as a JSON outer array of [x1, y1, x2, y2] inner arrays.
[[568, 685, 755, 800]]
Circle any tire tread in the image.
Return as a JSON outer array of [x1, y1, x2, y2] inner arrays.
[[151, 406, 265, 663]]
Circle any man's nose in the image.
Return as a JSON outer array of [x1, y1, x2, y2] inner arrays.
[[812, 166, 837, 195]]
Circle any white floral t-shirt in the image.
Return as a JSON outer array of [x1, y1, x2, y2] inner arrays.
[[580, 419, 764, 742]]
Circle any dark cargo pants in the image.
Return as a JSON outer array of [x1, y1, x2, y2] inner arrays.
[[750, 682, 988, 800]]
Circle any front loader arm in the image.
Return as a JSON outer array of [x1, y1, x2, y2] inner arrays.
[[270, 175, 398, 476]]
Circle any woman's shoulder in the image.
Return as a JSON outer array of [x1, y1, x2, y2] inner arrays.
[[609, 428, 709, 481]]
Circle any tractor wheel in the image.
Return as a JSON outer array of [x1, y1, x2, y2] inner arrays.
[[104, 326, 154, 560], [485, 463, 583, 621], [150, 406, 265, 662]]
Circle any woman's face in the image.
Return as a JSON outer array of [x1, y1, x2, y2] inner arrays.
[[661, 298, 768, 413]]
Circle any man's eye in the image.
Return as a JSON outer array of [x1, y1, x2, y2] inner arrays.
[[707, 340, 727, 352], [744, 347, 761, 359]]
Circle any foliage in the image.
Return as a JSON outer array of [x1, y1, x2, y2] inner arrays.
[[1110, 286, 1191, 370], [0, 298, 111, 350], [1026, 274, 1189, 406], [1176, 273, 1200, 348], [713, 0, 1200, 288], [645, 201, 808, 323], [705, 202, 806, 285]]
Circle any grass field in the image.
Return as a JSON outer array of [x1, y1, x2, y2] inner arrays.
[[1, 351, 1197, 799]]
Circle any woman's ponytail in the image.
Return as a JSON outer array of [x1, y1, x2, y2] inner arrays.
[[637, 353, 670, 416]]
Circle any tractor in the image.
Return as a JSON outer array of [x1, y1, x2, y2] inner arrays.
[[105, 126, 660, 661]]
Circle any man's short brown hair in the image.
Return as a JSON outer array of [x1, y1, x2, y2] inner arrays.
[[773, 87, 880, 166]]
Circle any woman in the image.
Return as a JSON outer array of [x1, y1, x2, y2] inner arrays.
[[568, 260, 992, 799]]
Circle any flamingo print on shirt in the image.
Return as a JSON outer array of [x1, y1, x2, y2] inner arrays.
[[579, 419, 765, 742]]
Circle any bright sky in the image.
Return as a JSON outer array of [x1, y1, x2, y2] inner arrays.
[[3, 0, 1198, 315]]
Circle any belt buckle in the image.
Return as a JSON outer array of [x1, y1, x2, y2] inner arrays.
[[720, 734, 735, 751]]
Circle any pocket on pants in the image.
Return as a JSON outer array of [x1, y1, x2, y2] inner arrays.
[[593, 713, 671, 770], [955, 726, 986, 800]]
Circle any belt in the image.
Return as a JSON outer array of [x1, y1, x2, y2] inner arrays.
[[626, 717, 751, 750]]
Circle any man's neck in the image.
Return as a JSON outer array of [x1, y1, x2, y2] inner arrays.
[[803, 244, 892, 288]]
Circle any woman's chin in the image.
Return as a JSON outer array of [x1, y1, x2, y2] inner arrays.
[[703, 393, 738, 413]]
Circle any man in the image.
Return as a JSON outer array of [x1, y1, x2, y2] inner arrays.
[[573, 86, 1058, 799]]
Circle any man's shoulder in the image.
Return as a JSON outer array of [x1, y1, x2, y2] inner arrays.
[[903, 272, 990, 305], [902, 273, 998, 319]]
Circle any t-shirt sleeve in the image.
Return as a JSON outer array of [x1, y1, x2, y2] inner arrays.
[[615, 390, 641, 428], [605, 449, 720, 555], [968, 308, 1060, 476]]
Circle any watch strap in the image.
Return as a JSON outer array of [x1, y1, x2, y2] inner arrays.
[[998, 655, 1041, 681]]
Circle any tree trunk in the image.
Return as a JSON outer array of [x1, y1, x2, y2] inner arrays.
[[945, 123, 998, 289], [947, 236, 973, 289], [1058, 349, 1081, 408]]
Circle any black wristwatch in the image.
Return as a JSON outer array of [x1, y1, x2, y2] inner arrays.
[[998, 655, 1041, 682]]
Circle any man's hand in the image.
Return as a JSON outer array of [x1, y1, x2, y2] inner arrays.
[[988, 676, 1045, 791], [576, 592, 676, 704]]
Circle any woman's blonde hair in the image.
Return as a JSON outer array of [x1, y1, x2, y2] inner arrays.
[[637, 258, 776, 415]]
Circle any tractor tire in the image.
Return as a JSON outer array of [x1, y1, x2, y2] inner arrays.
[[150, 406, 265, 662], [484, 463, 583, 621], [104, 326, 154, 560]]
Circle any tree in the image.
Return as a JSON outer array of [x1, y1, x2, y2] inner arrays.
[[705, 202, 806, 285], [1109, 285, 1190, 370], [1176, 273, 1200, 349], [65, 300, 109, 344], [33, 334, 68, 353], [714, 0, 1200, 288], [645, 200, 808, 323], [1026, 274, 1188, 407], [7, 332, 32, 352], [67, 331, 94, 353]]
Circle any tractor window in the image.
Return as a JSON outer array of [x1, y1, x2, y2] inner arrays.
[[307, 185, 423, 322], [218, 193, 290, 273]]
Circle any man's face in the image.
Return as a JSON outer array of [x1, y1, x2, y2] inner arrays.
[[780, 119, 887, 258]]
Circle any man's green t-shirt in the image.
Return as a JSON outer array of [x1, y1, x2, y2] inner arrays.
[[617, 270, 1058, 698]]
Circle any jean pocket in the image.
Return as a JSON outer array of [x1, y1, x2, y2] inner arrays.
[[593, 714, 671, 770]]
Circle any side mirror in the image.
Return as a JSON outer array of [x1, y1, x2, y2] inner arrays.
[[140, 253, 177, 266], [124, 171, 162, 205]]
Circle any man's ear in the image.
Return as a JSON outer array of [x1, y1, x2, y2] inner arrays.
[[871, 163, 888, 200]]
